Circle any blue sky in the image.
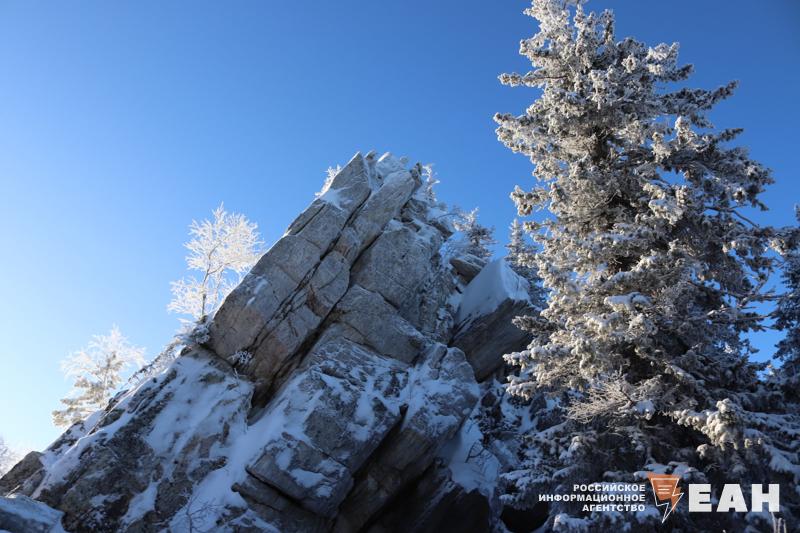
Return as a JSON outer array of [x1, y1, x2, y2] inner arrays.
[[0, 0, 798, 452]]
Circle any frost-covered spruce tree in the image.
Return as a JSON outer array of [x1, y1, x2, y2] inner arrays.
[[506, 218, 546, 305], [53, 326, 146, 428], [774, 209, 800, 400], [453, 207, 496, 261], [495, 1, 797, 529], [506, 219, 533, 279]]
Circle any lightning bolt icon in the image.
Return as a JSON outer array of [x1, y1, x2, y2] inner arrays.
[[646, 473, 683, 523]]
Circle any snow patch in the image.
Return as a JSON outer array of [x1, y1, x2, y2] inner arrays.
[[318, 187, 344, 208], [456, 259, 531, 325], [437, 406, 500, 499]]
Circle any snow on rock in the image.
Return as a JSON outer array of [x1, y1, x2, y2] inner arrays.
[[366, 378, 541, 533], [22, 350, 260, 532], [456, 259, 530, 325], [0, 495, 65, 533], [244, 337, 407, 518], [333, 343, 480, 531], [452, 259, 536, 380], [436, 379, 536, 505], [438, 407, 501, 500]]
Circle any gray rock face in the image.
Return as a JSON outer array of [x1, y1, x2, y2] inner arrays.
[[245, 338, 406, 518], [452, 298, 533, 381], [334, 344, 479, 532], [0, 452, 43, 496], [352, 224, 443, 309], [209, 152, 373, 365], [208, 152, 424, 396], [333, 285, 428, 364], [26, 349, 250, 533], [232, 476, 329, 533], [370, 466, 492, 533], [449, 253, 486, 284], [1, 152, 529, 532]]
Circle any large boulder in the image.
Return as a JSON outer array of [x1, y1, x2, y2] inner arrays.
[[449, 253, 486, 284], [332, 285, 428, 364], [352, 224, 443, 309], [0, 495, 65, 533], [245, 338, 407, 517], [451, 259, 535, 380], [0, 452, 44, 496]]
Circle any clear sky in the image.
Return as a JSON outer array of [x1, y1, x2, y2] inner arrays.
[[0, 0, 798, 453]]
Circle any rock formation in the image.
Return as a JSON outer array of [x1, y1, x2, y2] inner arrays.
[[1, 152, 537, 533]]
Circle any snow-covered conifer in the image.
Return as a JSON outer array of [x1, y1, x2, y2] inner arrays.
[[52, 326, 146, 428], [774, 209, 800, 397], [495, 0, 798, 528], [453, 208, 496, 261], [506, 219, 546, 305], [168, 204, 263, 322]]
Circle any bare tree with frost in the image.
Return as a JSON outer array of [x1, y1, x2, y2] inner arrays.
[[495, 1, 799, 529], [128, 205, 263, 383], [0, 435, 20, 476], [421, 164, 441, 205], [52, 326, 146, 428], [316, 165, 342, 198], [453, 207, 496, 261], [169, 204, 263, 322]]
